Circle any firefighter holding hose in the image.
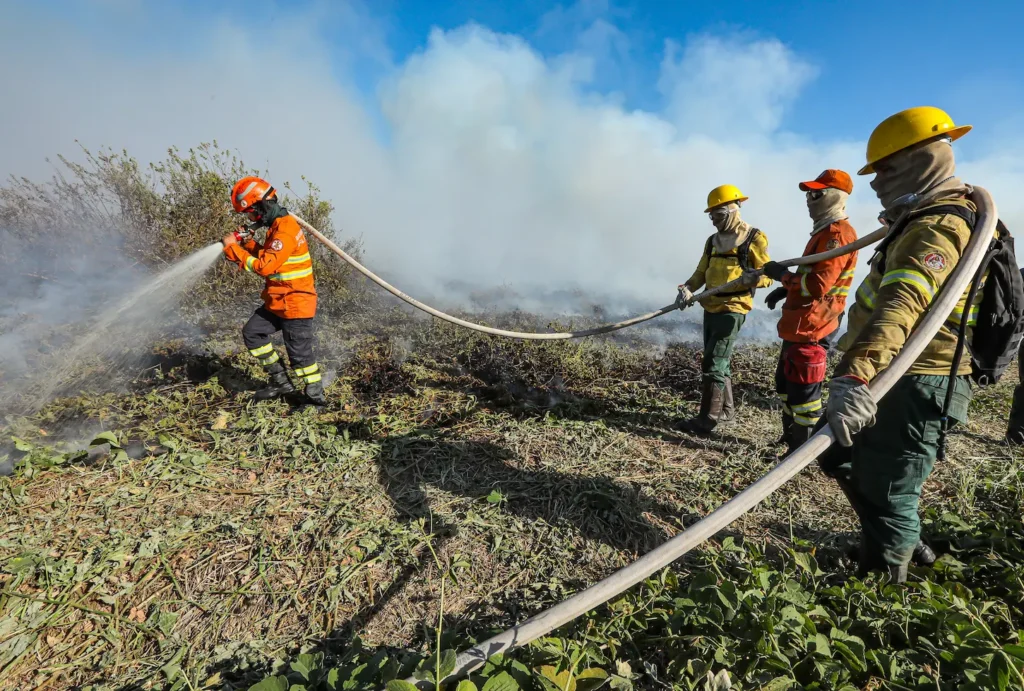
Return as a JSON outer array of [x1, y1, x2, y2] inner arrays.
[[821, 106, 985, 582], [222, 176, 327, 406], [677, 185, 773, 434], [762, 170, 858, 457]]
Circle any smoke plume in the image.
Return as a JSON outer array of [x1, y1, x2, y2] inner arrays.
[[2, 0, 1022, 329]]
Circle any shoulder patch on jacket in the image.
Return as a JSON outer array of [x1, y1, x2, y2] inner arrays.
[[270, 239, 284, 251], [923, 252, 947, 271], [826, 238, 840, 250]]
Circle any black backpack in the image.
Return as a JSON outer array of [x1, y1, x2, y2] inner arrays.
[[880, 204, 1024, 386], [948, 217, 1024, 387], [704, 228, 762, 298]]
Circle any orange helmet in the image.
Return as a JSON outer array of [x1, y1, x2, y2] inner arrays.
[[230, 176, 277, 213]]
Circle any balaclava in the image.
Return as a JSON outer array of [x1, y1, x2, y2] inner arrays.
[[709, 203, 751, 253], [870, 137, 965, 215], [807, 188, 849, 233], [251, 198, 289, 229]]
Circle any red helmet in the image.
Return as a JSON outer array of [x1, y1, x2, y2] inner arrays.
[[230, 176, 277, 213]]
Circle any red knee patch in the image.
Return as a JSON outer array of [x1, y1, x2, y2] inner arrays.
[[784, 343, 827, 385]]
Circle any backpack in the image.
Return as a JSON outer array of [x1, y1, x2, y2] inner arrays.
[[878, 204, 1024, 386], [704, 228, 762, 298]]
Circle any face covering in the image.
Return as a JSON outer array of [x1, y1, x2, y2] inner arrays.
[[709, 203, 749, 252], [250, 199, 289, 228], [806, 188, 849, 232], [870, 137, 965, 214]]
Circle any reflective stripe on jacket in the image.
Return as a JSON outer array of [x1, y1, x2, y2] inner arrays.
[[836, 196, 986, 382], [777, 219, 858, 343], [224, 215, 318, 319]]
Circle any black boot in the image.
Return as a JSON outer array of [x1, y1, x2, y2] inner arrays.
[[784, 423, 814, 457], [1007, 384, 1024, 444], [720, 377, 736, 423], [846, 539, 935, 567], [912, 540, 937, 566], [680, 376, 725, 436], [254, 362, 295, 401], [776, 413, 793, 446], [304, 381, 327, 406]]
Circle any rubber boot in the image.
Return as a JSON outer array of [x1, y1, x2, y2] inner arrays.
[[1006, 384, 1024, 444], [720, 377, 736, 423], [775, 413, 793, 446], [784, 423, 814, 457], [304, 381, 327, 406], [254, 362, 295, 401], [680, 376, 725, 435]]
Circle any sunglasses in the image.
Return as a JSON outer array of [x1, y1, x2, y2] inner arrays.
[[806, 189, 827, 200]]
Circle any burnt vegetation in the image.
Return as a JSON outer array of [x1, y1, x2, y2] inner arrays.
[[1, 145, 1023, 691]]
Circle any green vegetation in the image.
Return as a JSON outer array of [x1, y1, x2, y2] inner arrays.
[[1, 145, 1022, 690]]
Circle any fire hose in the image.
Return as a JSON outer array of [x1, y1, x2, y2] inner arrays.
[[292, 215, 887, 340], [360, 186, 991, 687]]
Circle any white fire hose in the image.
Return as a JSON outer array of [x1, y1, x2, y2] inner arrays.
[[292, 216, 887, 340], [351, 187, 991, 687]]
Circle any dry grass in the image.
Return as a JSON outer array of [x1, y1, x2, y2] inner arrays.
[[2, 314, 1022, 690]]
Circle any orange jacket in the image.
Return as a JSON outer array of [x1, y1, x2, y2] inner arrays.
[[223, 214, 317, 319], [777, 219, 858, 343]]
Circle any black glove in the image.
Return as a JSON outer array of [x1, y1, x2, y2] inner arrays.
[[762, 261, 790, 281], [765, 286, 787, 310]]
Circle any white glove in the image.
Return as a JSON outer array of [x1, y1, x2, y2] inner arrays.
[[676, 285, 694, 309], [825, 375, 877, 447]]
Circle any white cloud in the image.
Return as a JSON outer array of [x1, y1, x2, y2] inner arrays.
[[1, 0, 1021, 326]]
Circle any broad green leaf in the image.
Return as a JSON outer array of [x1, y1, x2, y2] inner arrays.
[[759, 678, 794, 691], [576, 667, 609, 691], [439, 649, 458, 680], [90, 431, 120, 448], [385, 680, 419, 691], [990, 654, 1010, 691], [291, 660, 311, 681], [456, 681, 479, 691], [249, 676, 289, 691], [482, 671, 521, 691]]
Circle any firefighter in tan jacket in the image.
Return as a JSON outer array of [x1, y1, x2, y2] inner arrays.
[[678, 185, 773, 434], [821, 106, 985, 582]]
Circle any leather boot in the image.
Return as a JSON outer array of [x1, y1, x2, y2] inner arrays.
[[304, 381, 327, 406], [254, 362, 296, 401], [912, 540, 937, 566], [1007, 384, 1024, 444], [846, 539, 935, 567], [680, 376, 725, 435], [720, 377, 736, 423]]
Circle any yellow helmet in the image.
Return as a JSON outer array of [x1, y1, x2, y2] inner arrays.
[[705, 184, 748, 213], [859, 106, 972, 175]]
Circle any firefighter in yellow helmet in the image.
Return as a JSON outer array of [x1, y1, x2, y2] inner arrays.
[[820, 106, 984, 582], [677, 185, 773, 434]]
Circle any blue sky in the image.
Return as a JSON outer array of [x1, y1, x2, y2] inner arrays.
[[21, 0, 1023, 151], [270, 0, 1022, 152], [4, 0, 1024, 312]]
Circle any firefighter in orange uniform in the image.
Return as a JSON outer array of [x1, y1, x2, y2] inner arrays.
[[222, 176, 326, 405], [762, 170, 858, 455]]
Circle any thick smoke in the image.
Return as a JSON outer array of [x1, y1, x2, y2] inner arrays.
[[2, 2, 1022, 334]]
